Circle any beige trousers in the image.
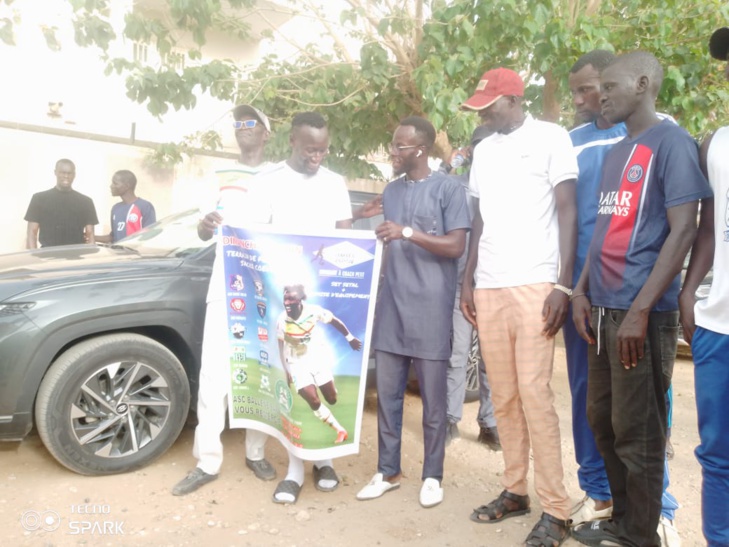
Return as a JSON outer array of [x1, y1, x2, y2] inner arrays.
[[474, 283, 570, 520]]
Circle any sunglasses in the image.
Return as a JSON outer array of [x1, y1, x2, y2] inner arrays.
[[233, 120, 258, 129], [388, 143, 421, 155]]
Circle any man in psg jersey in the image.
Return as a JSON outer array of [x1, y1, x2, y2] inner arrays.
[[571, 51, 712, 547]]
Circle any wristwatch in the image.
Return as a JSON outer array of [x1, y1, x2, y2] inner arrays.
[[401, 226, 414, 240]]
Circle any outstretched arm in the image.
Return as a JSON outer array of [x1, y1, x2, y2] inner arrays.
[[329, 316, 362, 351], [353, 195, 383, 221]]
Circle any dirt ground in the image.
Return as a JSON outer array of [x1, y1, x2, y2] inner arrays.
[[0, 345, 704, 547]]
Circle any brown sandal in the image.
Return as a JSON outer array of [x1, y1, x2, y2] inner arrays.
[[470, 489, 531, 523], [525, 512, 569, 546]]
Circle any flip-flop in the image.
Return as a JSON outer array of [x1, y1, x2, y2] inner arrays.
[[272, 479, 301, 504], [313, 465, 340, 492]]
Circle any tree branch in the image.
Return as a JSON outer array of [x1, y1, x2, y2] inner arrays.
[[302, 0, 355, 64]]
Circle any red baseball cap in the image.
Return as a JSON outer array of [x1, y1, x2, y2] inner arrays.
[[462, 68, 524, 111]]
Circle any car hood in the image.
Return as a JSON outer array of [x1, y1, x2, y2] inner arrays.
[[0, 245, 186, 301]]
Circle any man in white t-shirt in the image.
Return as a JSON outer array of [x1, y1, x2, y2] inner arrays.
[[249, 111, 378, 504], [678, 27, 729, 547], [460, 68, 578, 545]]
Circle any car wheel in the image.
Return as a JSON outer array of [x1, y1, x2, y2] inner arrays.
[[464, 330, 480, 403], [35, 333, 190, 475]]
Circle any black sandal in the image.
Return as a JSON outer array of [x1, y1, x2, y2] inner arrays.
[[525, 512, 569, 546], [470, 489, 531, 523], [272, 479, 301, 504], [313, 465, 340, 492]]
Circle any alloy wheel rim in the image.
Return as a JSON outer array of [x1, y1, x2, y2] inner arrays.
[[70, 360, 172, 458]]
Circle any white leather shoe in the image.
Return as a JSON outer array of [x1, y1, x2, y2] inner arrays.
[[419, 478, 443, 508], [658, 516, 681, 547], [569, 495, 613, 527], [356, 473, 400, 501]]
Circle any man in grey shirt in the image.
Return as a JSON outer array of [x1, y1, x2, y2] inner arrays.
[[356, 116, 470, 508]]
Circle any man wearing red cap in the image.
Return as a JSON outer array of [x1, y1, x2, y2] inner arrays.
[[460, 67, 577, 546], [678, 27, 729, 547]]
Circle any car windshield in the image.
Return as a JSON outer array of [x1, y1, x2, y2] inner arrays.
[[112, 209, 210, 258], [115, 190, 381, 258]]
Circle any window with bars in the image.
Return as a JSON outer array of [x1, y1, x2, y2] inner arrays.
[[132, 42, 148, 64]]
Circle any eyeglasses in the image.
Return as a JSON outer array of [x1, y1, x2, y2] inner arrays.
[[388, 143, 421, 154], [233, 120, 258, 130]]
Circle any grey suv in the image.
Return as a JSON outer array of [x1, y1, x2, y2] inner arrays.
[[1, 191, 386, 476], [0, 209, 212, 475], [0, 192, 483, 475]]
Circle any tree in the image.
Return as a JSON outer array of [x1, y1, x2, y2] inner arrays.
[[3, 0, 727, 177]]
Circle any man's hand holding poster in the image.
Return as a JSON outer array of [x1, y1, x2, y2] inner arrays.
[[221, 225, 382, 460]]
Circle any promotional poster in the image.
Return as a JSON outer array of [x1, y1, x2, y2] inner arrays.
[[221, 224, 382, 460]]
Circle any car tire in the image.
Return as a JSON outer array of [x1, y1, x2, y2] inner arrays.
[[35, 333, 190, 475], [464, 331, 480, 403]]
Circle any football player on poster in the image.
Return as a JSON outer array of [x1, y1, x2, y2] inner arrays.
[[277, 283, 362, 445]]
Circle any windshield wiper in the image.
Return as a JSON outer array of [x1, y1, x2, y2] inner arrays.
[[107, 244, 141, 255]]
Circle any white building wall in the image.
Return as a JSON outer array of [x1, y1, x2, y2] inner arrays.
[[0, 124, 233, 254]]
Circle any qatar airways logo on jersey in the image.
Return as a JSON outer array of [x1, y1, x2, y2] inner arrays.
[[597, 190, 634, 217]]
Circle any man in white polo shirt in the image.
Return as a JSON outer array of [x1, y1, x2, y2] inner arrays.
[[460, 67, 577, 546]]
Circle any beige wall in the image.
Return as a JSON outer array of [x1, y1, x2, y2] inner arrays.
[[0, 125, 233, 254], [0, 125, 387, 255]]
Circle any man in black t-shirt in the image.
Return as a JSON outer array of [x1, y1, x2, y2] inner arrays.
[[24, 159, 98, 248]]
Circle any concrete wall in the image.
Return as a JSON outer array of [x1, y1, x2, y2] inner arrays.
[[0, 124, 387, 255], [0, 124, 234, 254]]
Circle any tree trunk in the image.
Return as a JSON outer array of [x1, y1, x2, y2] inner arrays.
[[541, 69, 560, 123]]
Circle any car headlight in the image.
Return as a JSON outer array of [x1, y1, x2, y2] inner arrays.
[[0, 302, 36, 316]]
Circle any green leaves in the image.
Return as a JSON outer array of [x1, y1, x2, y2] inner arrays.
[[121, 60, 238, 117], [0, 17, 15, 46], [15, 0, 726, 173], [41, 26, 61, 51], [72, 12, 115, 50]]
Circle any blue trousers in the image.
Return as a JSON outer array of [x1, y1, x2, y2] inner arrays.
[[375, 350, 447, 481], [447, 290, 496, 427], [564, 308, 612, 500], [692, 327, 729, 547], [476, 352, 497, 429]]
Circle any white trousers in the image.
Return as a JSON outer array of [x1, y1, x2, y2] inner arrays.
[[192, 299, 268, 475]]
